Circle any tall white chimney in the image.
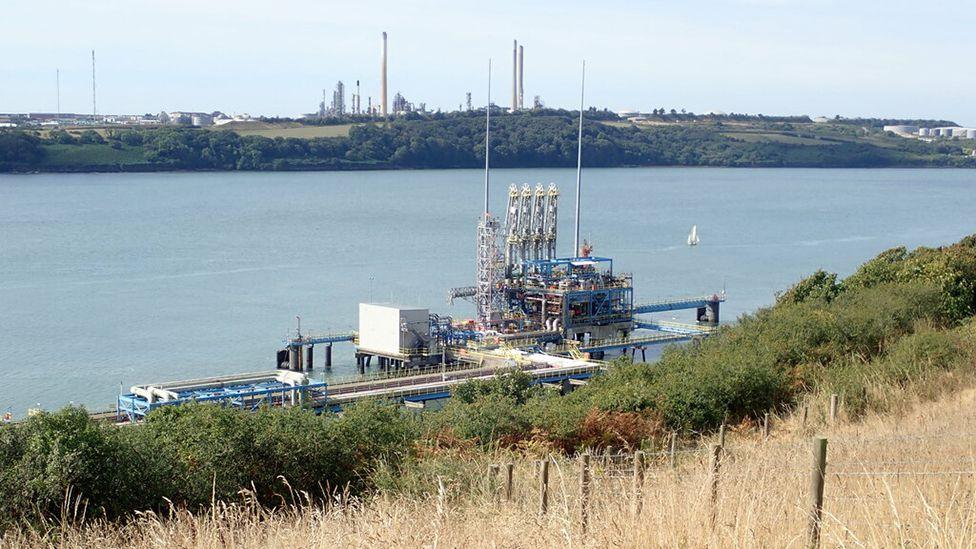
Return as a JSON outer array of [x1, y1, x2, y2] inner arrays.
[[512, 40, 518, 112], [517, 45, 524, 110]]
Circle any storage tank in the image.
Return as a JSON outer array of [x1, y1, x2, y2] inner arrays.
[[967, 129, 976, 139], [918, 128, 931, 137]]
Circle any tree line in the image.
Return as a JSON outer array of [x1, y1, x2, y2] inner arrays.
[[1, 110, 974, 172]]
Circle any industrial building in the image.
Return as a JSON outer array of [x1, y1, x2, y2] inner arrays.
[[115, 57, 723, 422], [884, 125, 976, 140]]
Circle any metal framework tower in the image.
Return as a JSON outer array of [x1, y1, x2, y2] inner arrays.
[[475, 59, 503, 327]]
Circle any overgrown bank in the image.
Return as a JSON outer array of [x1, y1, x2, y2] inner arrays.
[[2, 236, 976, 528], [3, 111, 976, 172]]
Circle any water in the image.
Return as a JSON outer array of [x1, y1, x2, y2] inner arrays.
[[1, 168, 974, 415]]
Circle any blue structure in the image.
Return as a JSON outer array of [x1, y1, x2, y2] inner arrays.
[[117, 376, 328, 422]]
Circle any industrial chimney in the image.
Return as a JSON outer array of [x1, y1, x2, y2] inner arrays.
[[511, 40, 518, 111], [381, 32, 388, 117], [517, 45, 524, 110]]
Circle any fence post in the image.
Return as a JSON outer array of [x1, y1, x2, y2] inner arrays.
[[489, 464, 500, 502], [504, 462, 514, 502], [580, 452, 591, 534], [807, 437, 828, 548], [633, 450, 645, 516], [718, 423, 726, 449], [763, 412, 770, 439], [802, 405, 809, 427], [708, 444, 722, 529], [829, 394, 839, 424], [539, 457, 550, 516], [669, 432, 678, 469]]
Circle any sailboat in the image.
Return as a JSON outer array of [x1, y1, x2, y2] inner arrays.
[[687, 225, 700, 246]]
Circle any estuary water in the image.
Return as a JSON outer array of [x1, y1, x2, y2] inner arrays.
[[1, 168, 975, 415]]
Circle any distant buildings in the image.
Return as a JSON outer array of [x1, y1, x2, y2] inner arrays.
[[884, 125, 976, 140]]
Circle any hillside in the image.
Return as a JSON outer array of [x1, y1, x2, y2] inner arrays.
[[2, 110, 975, 172], [5, 384, 974, 547]]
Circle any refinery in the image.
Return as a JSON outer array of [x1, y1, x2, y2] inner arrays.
[[113, 48, 725, 423]]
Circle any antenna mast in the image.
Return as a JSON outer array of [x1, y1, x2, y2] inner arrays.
[[573, 60, 585, 257], [91, 50, 97, 121], [484, 59, 491, 215], [56, 69, 60, 119]]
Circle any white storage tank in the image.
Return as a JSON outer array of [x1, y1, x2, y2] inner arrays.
[[967, 129, 976, 139], [918, 128, 931, 137], [358, 303, 429, 356]]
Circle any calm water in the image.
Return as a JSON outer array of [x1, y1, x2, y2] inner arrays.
[[1, 168, 975, 414]]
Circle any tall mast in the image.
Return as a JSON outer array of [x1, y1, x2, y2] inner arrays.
[[484, 59, 491, 215], [573, 60, 585, 257], [91, 50, 97, 120]]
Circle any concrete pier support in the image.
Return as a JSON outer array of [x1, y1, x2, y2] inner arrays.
[[325, 344, 333, 368], [288, 347, 300, 371], [305, 345, 314, 371], [706, 297, 720, 324]]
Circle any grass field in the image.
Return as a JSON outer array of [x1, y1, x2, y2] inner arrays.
[[722, 131, 841, 146], [40, 143, 145, 166], [6, 383, 974, 547], [216, 123, 355, 139]]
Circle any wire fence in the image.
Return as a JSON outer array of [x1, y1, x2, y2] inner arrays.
[[464, 392, 975, 546]]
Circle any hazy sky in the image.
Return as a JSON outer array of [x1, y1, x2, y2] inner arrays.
[[3, 0, 973, 124]]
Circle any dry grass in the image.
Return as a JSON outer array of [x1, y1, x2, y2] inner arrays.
[[5, 388, 976, 548], [217, 123, 355, 139]]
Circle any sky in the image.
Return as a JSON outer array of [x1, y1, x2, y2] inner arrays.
[[2, 0, 974, 124]]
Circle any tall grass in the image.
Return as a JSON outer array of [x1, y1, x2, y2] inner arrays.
[[5, 384, 975, 548]]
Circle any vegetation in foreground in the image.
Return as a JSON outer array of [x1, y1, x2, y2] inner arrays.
[[1, 235, 976, 532], [2, 110, 975, 172], [5, 382, 975, 547]]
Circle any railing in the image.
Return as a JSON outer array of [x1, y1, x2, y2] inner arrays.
[[636, 320, 717, 334]]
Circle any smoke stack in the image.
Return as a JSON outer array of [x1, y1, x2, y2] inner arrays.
[[517, 45, 524, 110], [381, 32, 388, 116], [511, 40, 518, 111]]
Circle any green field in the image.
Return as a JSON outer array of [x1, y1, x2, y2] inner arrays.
[[40, 143, 145, 167], [721, 131, 840, 146]]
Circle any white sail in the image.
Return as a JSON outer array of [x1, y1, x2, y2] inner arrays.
[[687, 225, 699, 246]]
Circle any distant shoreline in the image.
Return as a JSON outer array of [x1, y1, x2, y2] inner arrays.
[[4, 112, 975, 173]]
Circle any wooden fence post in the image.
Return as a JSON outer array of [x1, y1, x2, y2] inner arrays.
[[504, 463, 514, 502], [633, 450, 645, 516], [763, 412, 770, 439], [489, 464, 500, 502], [807, 437, 828, 548], [580, 453, 591, 534], [669, 432, 678, 469], [802, 405, 809, 426], [539, 458, 550, 516], [708, 444, 722, 529], [718, 423, 726, 449], [829, 394, 839, 424]]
